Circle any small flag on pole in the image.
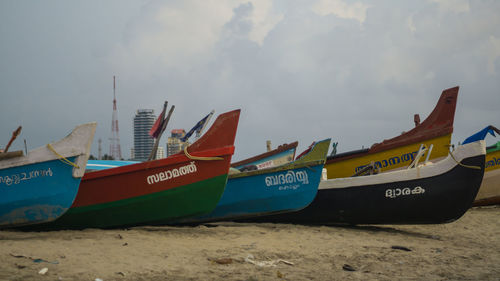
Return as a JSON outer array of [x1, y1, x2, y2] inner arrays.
[[181, 110, 215, 142], [149, 102, 167, 138]]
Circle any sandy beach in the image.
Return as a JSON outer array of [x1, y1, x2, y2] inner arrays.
[[1, 206, 499, 281]]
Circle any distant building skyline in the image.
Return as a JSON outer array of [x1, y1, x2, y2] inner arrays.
[[167, 129, 189, 157], [133, 109, 156, 161], [156, 146, 165, 159]]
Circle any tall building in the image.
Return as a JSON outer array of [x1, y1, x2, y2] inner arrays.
[[156, 146, 165, 159], [167, 129, 189, 156], [133, 109, 156, 161]]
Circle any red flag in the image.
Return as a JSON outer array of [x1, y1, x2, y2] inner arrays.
[[149, 106, 166, 138]]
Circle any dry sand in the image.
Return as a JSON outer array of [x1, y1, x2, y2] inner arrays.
[[1, 206, 499, 281]]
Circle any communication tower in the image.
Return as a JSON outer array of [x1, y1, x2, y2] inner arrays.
[[109, 76, 122, 160]]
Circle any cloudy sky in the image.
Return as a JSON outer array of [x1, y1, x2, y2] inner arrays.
[[1, 0, 499, 161]]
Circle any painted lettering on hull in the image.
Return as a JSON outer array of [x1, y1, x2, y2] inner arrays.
[[147, 161, 197, 185], [486, 157, 500, 169], [355, 150, 420, 174], [385, 186, 425, 199], [265, 170, 309, 191], [0, 168, 53, 187], [256, 160, 274, 170]]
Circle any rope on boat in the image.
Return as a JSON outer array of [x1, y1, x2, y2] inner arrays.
[[447, 145, 481, 170], [47, 143, 79, 168], [183, 146, 223, 161]]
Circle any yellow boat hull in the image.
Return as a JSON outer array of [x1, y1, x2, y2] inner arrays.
[[473, 149, 500, 205], [325, 134, 452, 179]]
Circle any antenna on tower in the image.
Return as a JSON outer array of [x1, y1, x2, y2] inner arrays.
[[109, 75, 122, 160]]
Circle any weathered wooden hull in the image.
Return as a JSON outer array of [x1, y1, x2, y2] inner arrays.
[[253, 141, 485, 225], [36, 110, 240, 229], [325, 87, 458, 179], [473, 143, 500, 206], [177, 139, 330, 224], [0, 123, 96, 228]]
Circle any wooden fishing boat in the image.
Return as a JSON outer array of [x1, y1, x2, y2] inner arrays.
[[325, 86, 458, 179], [251, 140, 486, 225], [464, 126, 500, 206], [0, 123, 96, 228], [231, 141, 298, 171], [37, 110, 241, 229], [175, 139, 330, 224]]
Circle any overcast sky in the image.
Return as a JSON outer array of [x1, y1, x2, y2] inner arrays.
[[1, 0, 499, 161]]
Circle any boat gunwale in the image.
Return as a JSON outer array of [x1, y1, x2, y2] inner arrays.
[[231, 141, 298, 168], [229, 159, 325, 179], [0, 122, 96, 178], [320, 141, 486, 190], [229, 139, 330, 179], [83, 146, 234, 180]]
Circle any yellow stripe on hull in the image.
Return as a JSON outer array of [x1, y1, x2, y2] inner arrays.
[[485, 149, 500, 173], [474, 149, 500, 204], [325, 134, 452, 179]]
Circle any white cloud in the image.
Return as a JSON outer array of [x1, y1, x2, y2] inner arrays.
[[311, 0, 369, 24], [246, 0, 284, 45], [377, 49, 423, 84], [407, 15, 416, 33], [117, 1, 234, 71], [111, 0, 283, 74], [487, 35, 500, 74], [429, 0, 470, 13]]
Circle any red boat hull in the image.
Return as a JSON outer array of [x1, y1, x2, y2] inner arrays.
[[40, 110, 241, 229]]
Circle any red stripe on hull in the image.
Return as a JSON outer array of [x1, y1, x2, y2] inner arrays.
[[74, 155, 232, 207]]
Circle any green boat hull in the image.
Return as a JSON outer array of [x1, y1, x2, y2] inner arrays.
[[48, 174, 228, 229]]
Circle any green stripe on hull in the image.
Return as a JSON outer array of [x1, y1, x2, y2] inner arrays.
[[50, 174, 228, 229]]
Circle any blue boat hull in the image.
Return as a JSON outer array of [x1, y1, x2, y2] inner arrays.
[[0, 157, 81, 227], [183, 163, 324, 223]]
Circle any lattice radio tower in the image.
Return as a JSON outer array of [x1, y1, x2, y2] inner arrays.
[[109, 76, 122, 160]]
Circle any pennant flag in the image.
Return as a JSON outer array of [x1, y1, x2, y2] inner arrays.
[[462, 125, 500, 144], [180, 110, 214, 142], [149, 104, 167, 138]]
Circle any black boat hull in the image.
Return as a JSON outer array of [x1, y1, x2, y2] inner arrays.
[[249, 154, 485, 225]]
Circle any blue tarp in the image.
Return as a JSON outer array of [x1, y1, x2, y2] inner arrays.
[[463, 125, 499, 144]]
